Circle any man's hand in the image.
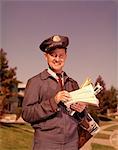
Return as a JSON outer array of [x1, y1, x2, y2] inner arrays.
[[70, 102, 87, 113], [54, 90, 71, 104]]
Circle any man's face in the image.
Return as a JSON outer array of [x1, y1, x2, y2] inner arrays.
[[44, 48, 67, 73]]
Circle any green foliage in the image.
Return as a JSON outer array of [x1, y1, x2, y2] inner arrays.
[[107, 86, 118, 111], [95, 75, 107, 115], [94, 75, 118, 115], [0, 48, 20, 115], [0, 48, 18, 90]]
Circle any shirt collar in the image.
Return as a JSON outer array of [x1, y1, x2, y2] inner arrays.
[[40, 69, 69, 82], [47, 68, 57, 79], [47, 68, 64, 80]]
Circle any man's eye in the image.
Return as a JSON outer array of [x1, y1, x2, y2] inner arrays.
[[49, 53, 64, 59], [50, 54, 56, 57], [59, 55, 63, 58]]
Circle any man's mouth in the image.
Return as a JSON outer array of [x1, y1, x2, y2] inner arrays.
[[53, 62, 61, 65]]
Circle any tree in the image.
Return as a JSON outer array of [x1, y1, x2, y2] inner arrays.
[[107, 86, 118, 113], [94, 75, 118, 115], [0, 48, 20, 115], [94, 75, 108, 115], [95, 75, 106, 91]]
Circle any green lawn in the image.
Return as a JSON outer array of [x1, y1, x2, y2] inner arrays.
[[94, 133, 110, 139], [91, 143, 116, 150], [0, 121, 118, 150], [91, 120, 118, 150], [104, 125, 118, 131], [0, 123, 33, 150]]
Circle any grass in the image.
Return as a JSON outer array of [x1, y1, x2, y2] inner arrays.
[[0, 120, 118, 150], [94, 133, 110, 139], [91, 120, 118, 150], [0, 123, 33, 150], [91, 143, 116, 150], [99, 121, 113, 126], [104, 125, 118, 131]]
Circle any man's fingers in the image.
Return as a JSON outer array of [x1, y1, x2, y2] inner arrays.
[[70, 102, 86, 112], [55, 90, 71, 104]]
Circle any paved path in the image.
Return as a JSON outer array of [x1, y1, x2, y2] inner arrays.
[[80, 121, 118, 150]]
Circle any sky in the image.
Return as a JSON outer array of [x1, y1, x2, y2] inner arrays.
[[0, 0, 118, 89]]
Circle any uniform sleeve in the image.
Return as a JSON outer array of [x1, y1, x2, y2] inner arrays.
[[22, 78, 58, 124]]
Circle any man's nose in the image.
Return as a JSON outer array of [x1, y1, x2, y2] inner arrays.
[[55, 56, 60, 61]]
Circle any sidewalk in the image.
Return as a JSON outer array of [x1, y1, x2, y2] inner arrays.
[[0, 114, 25, 124], [81, 121, 118, 150]]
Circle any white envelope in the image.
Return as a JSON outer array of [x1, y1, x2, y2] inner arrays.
[[64, 84, 99, 109]]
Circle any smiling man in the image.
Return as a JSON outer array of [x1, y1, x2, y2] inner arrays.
[[22, 35, 88, 150]]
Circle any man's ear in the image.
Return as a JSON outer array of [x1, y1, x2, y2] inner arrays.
[[64, 51, 67, 60], [44, 53, 48, 61]]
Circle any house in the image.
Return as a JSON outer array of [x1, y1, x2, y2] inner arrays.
[[18, 83, 26, 107], [0, 83, 26, 123], [3, 83, 26, 114]]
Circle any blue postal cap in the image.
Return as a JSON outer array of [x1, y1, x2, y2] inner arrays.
[[39, 35, 69, 52]]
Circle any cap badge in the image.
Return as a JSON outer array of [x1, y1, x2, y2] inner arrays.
[[53, 35, 61, 42]]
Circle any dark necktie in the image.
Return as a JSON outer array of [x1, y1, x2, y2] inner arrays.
[[56, 73, 63, 90]]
